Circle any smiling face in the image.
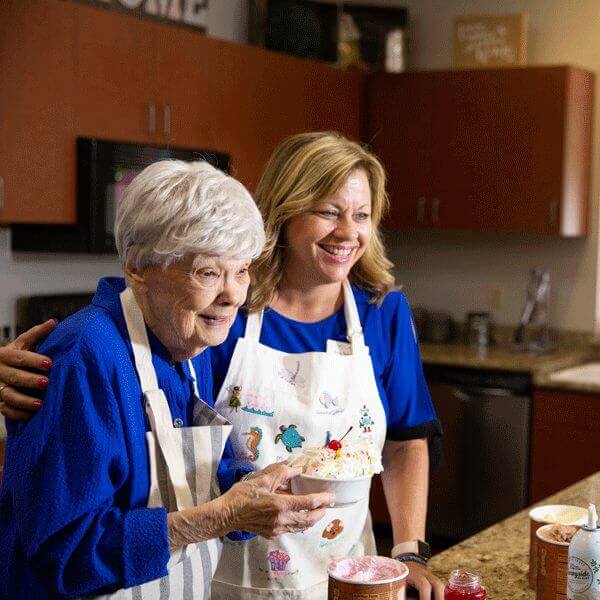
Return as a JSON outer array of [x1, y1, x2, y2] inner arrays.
[[129, 254, 251, 360], [283, 169, 372, 286]]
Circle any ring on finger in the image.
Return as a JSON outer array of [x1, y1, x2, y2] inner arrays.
[[0, 382, 8, 398]]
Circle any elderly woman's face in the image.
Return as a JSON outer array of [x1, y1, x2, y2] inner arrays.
[[134, 254, 250, 359], [284, 169, 372, 286]]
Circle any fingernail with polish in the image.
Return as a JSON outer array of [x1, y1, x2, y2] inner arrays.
[[32, 401, 43, 409], [37, 378, 49, 389], [41, 360, 52, 370]]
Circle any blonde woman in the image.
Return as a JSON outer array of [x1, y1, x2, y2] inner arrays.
[[1, 133, 443, 598]]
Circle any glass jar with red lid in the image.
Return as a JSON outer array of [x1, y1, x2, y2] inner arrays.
[[444, 569, 487, 599]]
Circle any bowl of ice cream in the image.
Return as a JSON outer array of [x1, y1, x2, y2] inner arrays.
[[288, 438, 383, 506]]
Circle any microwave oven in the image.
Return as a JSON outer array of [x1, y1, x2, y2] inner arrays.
[[11, 138, 230, 253]]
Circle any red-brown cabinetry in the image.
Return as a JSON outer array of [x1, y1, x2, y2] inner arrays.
[[368, 66, 593, 237], [529, 387, 600, 503]]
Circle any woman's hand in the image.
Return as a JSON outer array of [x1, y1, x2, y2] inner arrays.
[[167, 463, 334, 548], [222, 463, 333, 538], [0, 320, 57, 420], [406, 561, 445, 599]]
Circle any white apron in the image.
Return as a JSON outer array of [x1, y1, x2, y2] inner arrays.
[[211, 280, 386, 599], [90, 287, 233, 599]]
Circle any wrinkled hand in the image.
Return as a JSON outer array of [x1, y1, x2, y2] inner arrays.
[[0, 320, 56, 420], [221, 462, 333, 538], [406, 561, 445, 599]]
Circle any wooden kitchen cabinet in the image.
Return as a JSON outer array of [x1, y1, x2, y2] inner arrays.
[[0, 0, 78, 224], [368, 66, 594, 237], [76, 4, 158, 144], [1, 0, 362, 224], [529, 387, 600, 503]]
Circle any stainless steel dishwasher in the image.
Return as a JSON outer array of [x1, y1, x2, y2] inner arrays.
[[425, 366, 531, 542]]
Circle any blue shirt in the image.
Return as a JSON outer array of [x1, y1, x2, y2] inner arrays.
[[0, 277, 245, 599], [212, 287, 441, 441]]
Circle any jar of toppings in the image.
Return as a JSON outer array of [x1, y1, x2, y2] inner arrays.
[[444, 569, 487, 599]]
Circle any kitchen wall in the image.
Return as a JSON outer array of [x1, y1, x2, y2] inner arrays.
[[2, 1, 599, 334]]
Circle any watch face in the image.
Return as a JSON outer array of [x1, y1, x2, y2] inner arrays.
[[418, 540, 432, 560]]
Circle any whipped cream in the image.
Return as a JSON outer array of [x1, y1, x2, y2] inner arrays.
[[288, 438, 383, 479]]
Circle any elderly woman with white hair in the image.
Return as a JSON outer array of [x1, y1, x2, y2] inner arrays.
[[0, 160, 333, 599]]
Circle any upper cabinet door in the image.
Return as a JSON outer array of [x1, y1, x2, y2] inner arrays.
[[494, 67, 593, 236], [431, 70, 501, 231], [156, 31, 363, 191], [0, 0, 77, 224], [76, 4, 158, 144], [368, 73, 435, 229], [367, 66, 593, 237], [154, 26, 220, 151]]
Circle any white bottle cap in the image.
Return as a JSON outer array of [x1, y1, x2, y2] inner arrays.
[[585, 503, 598, 530]]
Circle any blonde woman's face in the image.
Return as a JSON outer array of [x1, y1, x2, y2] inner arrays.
[[284, 169, 372, 286]]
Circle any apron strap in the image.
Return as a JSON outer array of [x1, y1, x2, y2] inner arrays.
[[343, 279, 366, 353], [244, 310, 263, 342], [145, 390, 195, 510], [120, 287, 195, 510], [120, 287, 159, 392]]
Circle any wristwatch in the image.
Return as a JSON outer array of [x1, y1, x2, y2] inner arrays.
[[391, 540, 431, 563]]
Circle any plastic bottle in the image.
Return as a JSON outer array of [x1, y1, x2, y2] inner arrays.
[[568, 503, 600, 599], [444, 569, 487, 599]]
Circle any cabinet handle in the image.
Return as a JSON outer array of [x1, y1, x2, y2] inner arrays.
[[432, 198, 440, 224], [417, 197, 426, 223], [148, 103, 156, 135], [549, 201, 558, 226], [163, 105, 171, 137], [0, 176, 3, 212]]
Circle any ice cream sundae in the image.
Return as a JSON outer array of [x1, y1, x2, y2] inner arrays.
[[288, 436, 383, 479]]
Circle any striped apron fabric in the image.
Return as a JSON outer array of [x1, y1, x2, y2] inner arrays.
[[89, 287, 232, 599]]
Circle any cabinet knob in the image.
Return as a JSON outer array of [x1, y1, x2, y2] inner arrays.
[[431, 198, 440, 224], [148, 103, 157, 135], [417, 197, 426, 223]]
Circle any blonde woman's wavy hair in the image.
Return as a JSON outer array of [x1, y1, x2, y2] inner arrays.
[[247, 131, 395, 312]]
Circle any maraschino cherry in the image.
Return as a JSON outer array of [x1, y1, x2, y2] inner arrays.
[[328, 426, 353, 451]]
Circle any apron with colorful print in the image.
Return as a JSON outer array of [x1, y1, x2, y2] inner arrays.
[[90, 287, 232, 599], [211, 280, 386, 599]]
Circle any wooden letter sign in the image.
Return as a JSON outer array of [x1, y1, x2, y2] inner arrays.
[[68, 0, 208, 31], [453, 14, 528, 68]]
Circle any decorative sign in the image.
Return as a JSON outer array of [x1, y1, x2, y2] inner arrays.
[[67, 0, 208, 32], [453, 14, 527, 68]]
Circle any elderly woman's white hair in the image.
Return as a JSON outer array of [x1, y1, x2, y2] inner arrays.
[[115, 160, 265, 270]]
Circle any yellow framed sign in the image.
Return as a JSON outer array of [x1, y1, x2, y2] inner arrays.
[[453, 14, 528, 68]]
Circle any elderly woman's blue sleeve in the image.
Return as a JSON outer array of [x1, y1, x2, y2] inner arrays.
[[10, 354, 170, 596]]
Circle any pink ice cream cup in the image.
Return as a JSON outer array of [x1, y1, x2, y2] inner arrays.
[[328, 556, 408, 599]]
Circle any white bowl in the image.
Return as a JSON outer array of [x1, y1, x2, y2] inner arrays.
[[290, 473, 372, 506]]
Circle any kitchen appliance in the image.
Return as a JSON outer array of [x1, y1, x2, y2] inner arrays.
[[15, 292, 95, 336], [11, 138, 230, 253], [466, 311, 492, 349], [513, 267, 553, 353], [426, 365, 531, 542]]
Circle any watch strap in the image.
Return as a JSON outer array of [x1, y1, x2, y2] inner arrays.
[[394, 553, 428, 567], [391, 540, 431, 561]]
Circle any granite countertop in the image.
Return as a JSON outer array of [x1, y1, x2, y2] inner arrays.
[[420, 342, 590, 376], [428, 472, 600, 598]]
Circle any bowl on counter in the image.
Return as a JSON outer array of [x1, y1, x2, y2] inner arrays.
[[290, 473, 372, 506]]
